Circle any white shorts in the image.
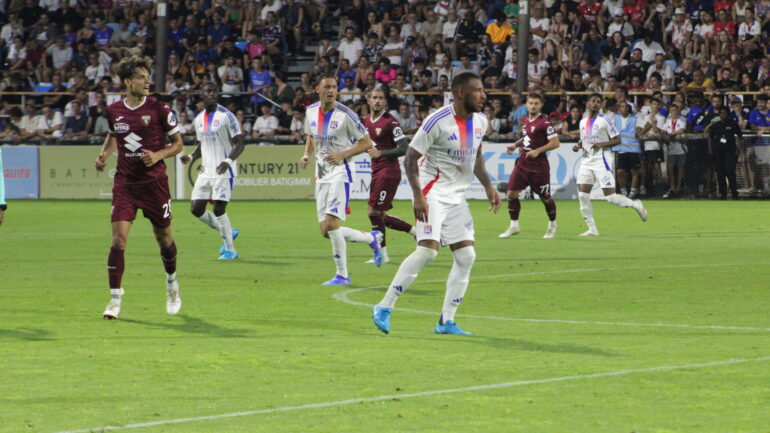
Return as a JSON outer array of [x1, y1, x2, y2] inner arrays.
[[191, 176, 234, 202], [316, 181, 350, 222], [416, 199, 475, 245], [577, 164, 615, 189]]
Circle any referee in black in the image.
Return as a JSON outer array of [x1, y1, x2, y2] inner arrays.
[[707, 106, 742, 200]]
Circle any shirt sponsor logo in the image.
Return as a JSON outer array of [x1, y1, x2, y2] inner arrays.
[[115, 122, 130, 133]]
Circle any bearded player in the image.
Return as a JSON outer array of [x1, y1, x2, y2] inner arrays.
[[95, 56, 184, 319], [499, 93, 560, 239], [364, 88, 417, 263]]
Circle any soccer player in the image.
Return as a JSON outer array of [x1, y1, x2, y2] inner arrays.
[[95, 56, 184, 319], [0, 148, 6, 226], [499, 93, 560, 239], [364, 88, 417, 263], [573, 93, 647, 237], [299, 74, 383, 286], [371, 72, 501, 336], [180, 82, 245, 260]]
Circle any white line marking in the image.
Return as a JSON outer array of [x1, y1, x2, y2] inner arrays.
[[334, 262, 770, 332], [51, 356, 770, 433]]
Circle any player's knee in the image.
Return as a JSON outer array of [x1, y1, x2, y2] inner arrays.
[[507, 190, 519, 200], [212, 206, 227, 217], [452, 246, 476, 267], [190, 202, 205, 217], [111, 237, 127, 249]]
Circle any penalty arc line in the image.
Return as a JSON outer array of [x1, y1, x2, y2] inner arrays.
[[51, 356, 770, 433], [333, 262, 770, 332]]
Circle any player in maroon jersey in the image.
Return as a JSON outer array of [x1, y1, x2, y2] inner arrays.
[[363, 89, 416, 263], [499, 93, 561, 239], [94, 56, 184, 319]]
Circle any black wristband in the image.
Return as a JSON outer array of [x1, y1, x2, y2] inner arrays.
[[0, 204, 7, 211]]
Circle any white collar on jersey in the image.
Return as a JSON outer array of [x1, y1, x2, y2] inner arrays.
[[123, 96, 147, 111]]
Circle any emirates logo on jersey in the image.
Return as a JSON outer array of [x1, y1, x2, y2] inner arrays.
[[142, 115, 151, 126]]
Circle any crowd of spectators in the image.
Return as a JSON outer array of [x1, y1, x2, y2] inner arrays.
[[1, 0, 770, 196]]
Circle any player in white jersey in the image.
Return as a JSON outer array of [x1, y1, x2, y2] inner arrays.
[[573, 93, 647, 236], [299, 74, 383, 286], [181, 82, 245, 259], [372, 72, 501, 336]]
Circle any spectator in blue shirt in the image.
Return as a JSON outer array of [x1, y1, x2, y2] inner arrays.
[[207, 11, 231, 47], [687, 93, 709, 132], [749, 95, 770, 130], [194, 37, 219, 65], [249, 58, 273, 104], [93, 17, 113, 48], [337, 59, 356, 90]]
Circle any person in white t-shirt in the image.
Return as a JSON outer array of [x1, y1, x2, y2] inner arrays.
[[737, 8, 761, 56], [180, 83, 245, 259], [337, 27, 364, 66], [252, 103, 279, 138], [299, 74, 382, 286], [371, 72, 501, 336], [663, 103, 687, 198], [573, 93, 647, 236], [664, 8, 693, 53]]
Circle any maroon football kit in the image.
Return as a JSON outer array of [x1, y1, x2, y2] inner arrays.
[[507, 113, 557, 199], [107, 97, 180, 227], [364, 112, 406, 211]]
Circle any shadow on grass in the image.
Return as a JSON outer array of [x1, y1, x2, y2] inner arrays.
[[393, 334, 618, 357], [0, 328, 54, 341], [121, 315, 253, 338]]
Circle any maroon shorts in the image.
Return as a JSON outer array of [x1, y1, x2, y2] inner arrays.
[[368, 176, 401, 211], [111, 177, 173, 228], [508, 165, 552, 199]]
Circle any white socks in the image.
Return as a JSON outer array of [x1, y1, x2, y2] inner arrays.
[[110, 288, 124, 299], [166, 272, 176, 281], [606, 193, 635, 208], [217, 213, 235, 252], [198, 210, 221, 230], [578, 191, 597, 232], [339, 227, 375, 244], [442, 246, 476, 322], [327, 228, 348, 277], [380, 246, 438, 308]]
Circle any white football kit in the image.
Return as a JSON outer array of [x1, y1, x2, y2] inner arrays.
[[577, 115, 620, 188], [409, 104, 488, 244], [191, 105, 242, 202], [304, 101, 369, 222]]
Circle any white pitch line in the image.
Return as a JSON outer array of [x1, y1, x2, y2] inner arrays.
[[333, 262, 770, 332], [51, 356, 770, 433]]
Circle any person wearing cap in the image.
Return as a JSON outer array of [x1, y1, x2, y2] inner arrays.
[[607, 10, 633, 39], [664, 8, 693, 54]]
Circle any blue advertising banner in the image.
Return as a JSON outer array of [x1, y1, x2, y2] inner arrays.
[[1, 146, 39, 199]]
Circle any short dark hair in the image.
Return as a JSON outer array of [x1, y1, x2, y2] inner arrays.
[[589, 92, 603, 101], [451, 72, 480, 92], [526, 93, 544, 102], [316, 73, 338, 86], [367, 88, 385, 98], [117, 55, 152, 83]]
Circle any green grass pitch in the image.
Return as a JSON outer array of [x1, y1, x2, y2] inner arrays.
[[1, 199, 769, 433]]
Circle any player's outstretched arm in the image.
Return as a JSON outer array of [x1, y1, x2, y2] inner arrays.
[[325, 135, 374, 165], [404, 147, 429, 222], [300, 135, 315, 169], [95, 133, 117, 171], [474, 144, 500, 213], [216, 134, 246, 174], [369, 136, 409, 159]]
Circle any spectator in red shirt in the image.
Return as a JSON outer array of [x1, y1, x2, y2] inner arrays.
[[713, 8, 736, 35], [578, 0, 602, 26]]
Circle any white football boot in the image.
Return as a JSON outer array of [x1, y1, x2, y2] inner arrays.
[[543, 221, 558, 239], [499, 221, 521, 238], [166, 278, 182, 315], [103, 288, 124, 319]]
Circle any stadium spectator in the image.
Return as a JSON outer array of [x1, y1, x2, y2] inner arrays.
[[338, 26, 364, 67], [252, 103, 279, 139]]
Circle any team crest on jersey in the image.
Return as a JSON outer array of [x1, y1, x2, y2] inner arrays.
[[531, 126, 536, 133], [330, 120, 339, 129], [142, 115, 151, 126], [375, 127, 381, 136], [114, 123, 129, 133], [474, 128, 482, 139], [213, 119, 220, 128], [423, 225, 432, 235]]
